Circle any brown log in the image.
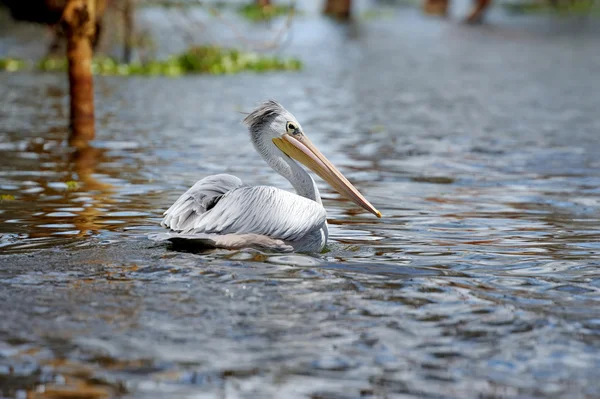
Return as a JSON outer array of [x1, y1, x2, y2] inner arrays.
[[324, 0, 351, 19], [61, 0, 96, 147]]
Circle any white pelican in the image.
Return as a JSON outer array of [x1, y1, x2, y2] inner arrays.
[[156, 100, 380, 253]]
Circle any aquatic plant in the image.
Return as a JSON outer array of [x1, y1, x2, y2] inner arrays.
[[32, 46, 302, 76], [237, 3, 296, 21], [0, 58, 26, 72], [502, 0, 600, 15], [66, 181, 80, 191], [176, 46, 302, 74]]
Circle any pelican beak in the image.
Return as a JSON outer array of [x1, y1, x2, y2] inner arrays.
[[273, 133, 381, 218]]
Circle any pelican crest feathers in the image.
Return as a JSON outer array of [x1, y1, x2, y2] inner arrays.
[[242, 100, 285, 130]]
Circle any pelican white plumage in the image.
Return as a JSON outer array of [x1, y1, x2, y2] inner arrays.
[[155, 100, 380, 253]]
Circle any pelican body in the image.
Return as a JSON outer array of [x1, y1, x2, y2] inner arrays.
[[158, 101, 380, 253]]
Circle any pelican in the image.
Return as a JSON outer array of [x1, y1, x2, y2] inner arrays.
[[155, 100, 380, 253]]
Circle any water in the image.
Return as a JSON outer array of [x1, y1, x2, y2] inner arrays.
[[1, 5, 600, 398]]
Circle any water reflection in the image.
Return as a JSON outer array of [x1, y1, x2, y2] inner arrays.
[[0, 140, 141, 251]]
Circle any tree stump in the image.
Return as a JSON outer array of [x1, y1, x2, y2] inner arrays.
[[324, 0, 352, 19], [61, 0, 96, 148], [423, 0, 449, 16]]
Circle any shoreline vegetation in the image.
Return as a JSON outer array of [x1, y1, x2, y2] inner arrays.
[[0, 46, 303, 76]]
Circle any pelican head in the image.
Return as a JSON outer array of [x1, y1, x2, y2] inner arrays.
[[243, 100, 381, 218]]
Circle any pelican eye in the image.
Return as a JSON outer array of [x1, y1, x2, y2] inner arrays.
[[286, 122, 298, 134]]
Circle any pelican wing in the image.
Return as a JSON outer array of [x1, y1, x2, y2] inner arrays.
[[161, 174, 244, 232], [185, 186, 327, 242]]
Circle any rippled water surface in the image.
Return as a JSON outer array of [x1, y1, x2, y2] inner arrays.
[[1, 5, 600, 398]]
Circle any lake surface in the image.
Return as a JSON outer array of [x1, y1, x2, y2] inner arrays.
[[0, 5, 599, 398]]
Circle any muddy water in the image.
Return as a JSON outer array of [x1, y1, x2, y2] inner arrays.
[[1, 6, 600, 399]]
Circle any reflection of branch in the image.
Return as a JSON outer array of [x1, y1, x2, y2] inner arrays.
[[164, 5, 202, 46], [71, 146, 114, 236], [208, 4, 296, 51], [169, 1, 297, 52]]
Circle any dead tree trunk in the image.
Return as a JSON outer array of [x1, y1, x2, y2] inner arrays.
[[62, 0, 96, 148], [324, 0, 351, 19]]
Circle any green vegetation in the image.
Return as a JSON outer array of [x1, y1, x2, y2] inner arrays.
[[0, 194, 15, 201], [140, 0, 229, 8], [502, 1, 600, 15], [237, 3, 296, 21], [176, 46, 302, 74], [139, 1, 297, 21], [1, 46, 302, 77], [66, 181, 80, 191], [0, 58, 26, 72]]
